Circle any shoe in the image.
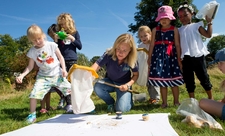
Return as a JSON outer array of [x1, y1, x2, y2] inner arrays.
[[65, 105, 73, 113], [149, 98, 159, 105], [40, 108, 48, 114], [161, 103, 168, 109], [46, 106, 56, 111], [57, 97, 65, 109], [107, 104, 114, 114], [26, 112, 36, 124]]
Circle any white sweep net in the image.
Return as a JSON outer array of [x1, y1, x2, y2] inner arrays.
[[176, 98, 223, 130], [195, 0, 220, 20], [68, 64, 98, 114], [136, 48, 149, 86]]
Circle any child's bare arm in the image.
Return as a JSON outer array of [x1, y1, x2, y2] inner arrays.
[[16, 58, 34, 83], [148, 28, 156, 67], [174, 27, 182, 69], [55, 48, 67, 77], [199, 16, 213, 38]]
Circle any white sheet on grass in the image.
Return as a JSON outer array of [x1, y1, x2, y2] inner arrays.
[[2, 113, 178, 136]]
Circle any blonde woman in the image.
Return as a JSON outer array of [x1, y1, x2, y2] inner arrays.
[[91, 33, 139, 113]]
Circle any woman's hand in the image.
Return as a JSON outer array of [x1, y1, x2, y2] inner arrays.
[[119, 84, 129, 92]]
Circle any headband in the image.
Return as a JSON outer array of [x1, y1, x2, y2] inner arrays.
[[177, 3, 194, 13]]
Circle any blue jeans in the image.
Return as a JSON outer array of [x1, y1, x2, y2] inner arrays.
[[94, 78, 133, 112], [221, 105, 225, 120]]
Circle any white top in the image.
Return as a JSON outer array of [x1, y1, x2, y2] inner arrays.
[[178, 21, 209, 58], [27, 41, 61, 76], [138, 43, 149, 51]]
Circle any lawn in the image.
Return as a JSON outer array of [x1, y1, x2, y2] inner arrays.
[[0, 66, 225, 135]]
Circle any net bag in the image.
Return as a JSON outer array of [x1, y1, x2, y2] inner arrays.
[[176, 98, 223, 130], [68, 64, 98, 114], [195, 0, 220, 20], [136, 48, 149, 86]]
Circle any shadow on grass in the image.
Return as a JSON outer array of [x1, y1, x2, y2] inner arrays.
[[0, 108, 29, 121], [94, 100, 163, 115]]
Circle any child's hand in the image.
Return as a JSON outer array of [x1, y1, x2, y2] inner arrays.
[[147, 58, 151, 67], [205, 15, 212, 24], [54, 34, 59, 42], [62, 70, 68, 77], [178, 61, 183, 72], [67, 34, 75, 42], [16, 75, 24, 84]]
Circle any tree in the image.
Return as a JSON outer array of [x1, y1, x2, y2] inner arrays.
[[77, 52, 91, 66], [207, 35, 225, 59], [15, 36, 32, 53], [0, 34, 20, 76], [0, 34, 36, 90], [90, 56, 100, 64], [128, 0, 199, 40]]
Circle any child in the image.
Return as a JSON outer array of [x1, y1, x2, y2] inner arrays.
[[47, 24, 57, 40], [16, 24, 72, 124], [91, 33, 138, 113], [54, 13, 82, 112], [199, 48, 225, 120], [39, 24, 67, 113], [177, 2, 213, 99], [148, 5, 184, 108], [45, 24, 66, 110], [55, 13, 82, 72], [137, 26, 160, 104], [33, 63, 51, 113]]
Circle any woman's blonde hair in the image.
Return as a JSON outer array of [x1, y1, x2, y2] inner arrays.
[[137, 25, 151, 38], [57, 13, 76, 34], [108, 33, 137, 68], [27, 24, 46, 41]]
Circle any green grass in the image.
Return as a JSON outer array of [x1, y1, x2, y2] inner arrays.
[[1, 66, 225, 135]]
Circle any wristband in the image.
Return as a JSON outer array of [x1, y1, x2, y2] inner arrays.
[[127, 84, 131, 91]]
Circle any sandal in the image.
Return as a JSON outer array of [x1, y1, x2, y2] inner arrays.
[[149, 98, 159, 105], [161, 104, 168, 109], [174, 103, 180, 107], [40, 108, 48, 114]]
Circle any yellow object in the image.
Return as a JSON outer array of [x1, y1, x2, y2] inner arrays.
[[67, 64, 99, 82], [137, 48, 148, 54]]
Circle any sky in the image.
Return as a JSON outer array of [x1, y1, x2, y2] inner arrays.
[[0, 0, 224, 60]]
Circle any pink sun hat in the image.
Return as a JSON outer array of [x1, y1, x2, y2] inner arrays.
[[155, 5, 176, 22]]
